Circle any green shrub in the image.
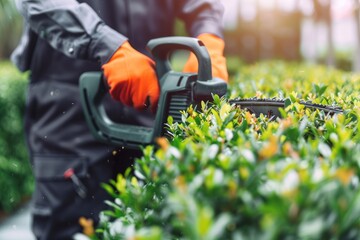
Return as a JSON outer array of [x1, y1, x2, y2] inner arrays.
[[0, 61, 33, 212], [86, 61, 360, 239]]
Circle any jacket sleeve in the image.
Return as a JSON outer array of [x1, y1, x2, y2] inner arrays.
[[176, 0, 225, 39], [17, 0, 127, 64]]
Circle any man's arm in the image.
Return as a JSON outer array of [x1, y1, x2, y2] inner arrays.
[[18, 0, 127, 64], [177, 0, 228, 81], [17, 0, 160, 110], [176, 0, 225, 39]]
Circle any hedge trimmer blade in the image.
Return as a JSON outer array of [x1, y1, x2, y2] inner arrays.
[[229, 97, 343, 118]]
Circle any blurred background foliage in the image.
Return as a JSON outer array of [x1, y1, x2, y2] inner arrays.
[[0, 62, 33, 213], [0, 0, 33, 214], [221, 0, 360, 72], [0, 0, 22, 59]]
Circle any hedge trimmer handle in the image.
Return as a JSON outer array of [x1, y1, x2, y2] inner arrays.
[[147, 37, 212, 83], [80, 37, 227, 148], [79, 72, 154, 148], [148, 37, 227, 101]]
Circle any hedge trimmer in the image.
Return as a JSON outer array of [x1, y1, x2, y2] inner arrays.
[[80, 37, 343, 149]]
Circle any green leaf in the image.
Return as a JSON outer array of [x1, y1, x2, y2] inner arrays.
[[284, 98, 292, 108], [101, 183, 114, 195], [212, 94, 221, 106], [223, 111, 236, 128], [289, 93, 297, 103], [167, 115, 173, 125], [102, 210, 118, 218], [313, 83, 328, 96], [283, 127, 300, 142], [197, 207, 213, 237], [211, 109, 222, 126]]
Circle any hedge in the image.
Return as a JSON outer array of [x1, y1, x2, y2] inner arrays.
[[80, 61, 360, 240], [0, 61, 33, 213]]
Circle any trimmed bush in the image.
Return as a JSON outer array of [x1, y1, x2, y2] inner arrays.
[[0, 61, 33, 212], [84, 61, 360, 240]]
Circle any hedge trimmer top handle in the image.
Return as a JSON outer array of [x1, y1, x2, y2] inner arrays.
[[147, 37, 212, 83], [79, 37, 228, 148]]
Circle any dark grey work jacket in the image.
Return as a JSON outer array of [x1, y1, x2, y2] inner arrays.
[[11, 0, 224, 165]]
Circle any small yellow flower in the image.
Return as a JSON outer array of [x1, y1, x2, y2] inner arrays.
[[282, 142, 299, 159], [245, 111, 251, 123], [131, 176, 139, 187], [79, 217, 94, 237], [156, 137, 169, 151], [228, 180, 237, 198], [334, 168, 354, 185], [283, 78, 294, 90], [239, 167, 250, 180], [280, 117, 293, 129], [174, 175, 187, 193], [259, 136, 278, 160], [255, 91, 263, 98], [298, 168, 309, 182], [116, 174, 127, 193], [151, 171, 158, 180]]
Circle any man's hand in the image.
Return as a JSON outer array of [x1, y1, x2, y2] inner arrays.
[[102, 41, 159, 112], [183, 33, 228, 82]]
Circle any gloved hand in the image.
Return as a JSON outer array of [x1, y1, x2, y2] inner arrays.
[[183, 33, 228, 82], [102, 41, 159, 112]]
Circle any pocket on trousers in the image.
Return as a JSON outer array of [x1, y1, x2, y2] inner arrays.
[[31, 155, 88, 217]]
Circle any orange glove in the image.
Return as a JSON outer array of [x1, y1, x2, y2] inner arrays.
[[183, 33, 228, 82], [102, 41, 159, 112]]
